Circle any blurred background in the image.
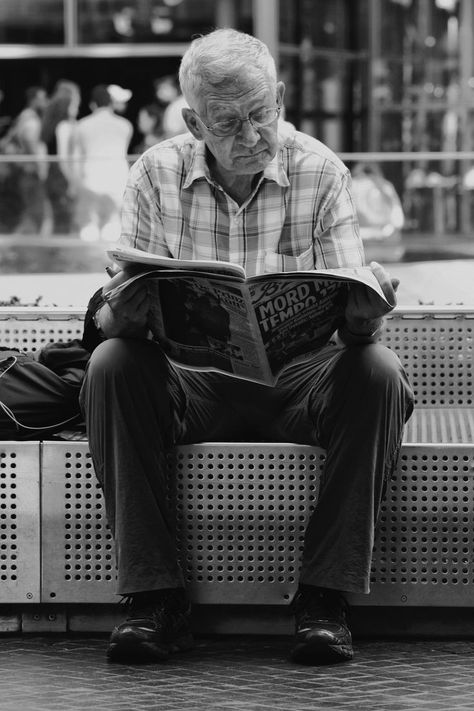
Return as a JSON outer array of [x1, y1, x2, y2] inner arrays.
[[0, 0, 473, 304]]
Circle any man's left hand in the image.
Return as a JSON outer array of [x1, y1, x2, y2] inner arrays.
[[344, 261, 399, 337]]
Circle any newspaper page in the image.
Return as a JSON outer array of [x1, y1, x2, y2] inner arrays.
[[249, 277, 348, 378], [146, 274, 273, 384], [247, 265, 392, 378]]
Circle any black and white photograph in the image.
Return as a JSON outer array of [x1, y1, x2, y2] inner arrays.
[[0, 2, 473, 710]]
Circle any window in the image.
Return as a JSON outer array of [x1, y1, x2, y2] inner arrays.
[[0, 0, 64, 44], [77, 0, 219, 44]]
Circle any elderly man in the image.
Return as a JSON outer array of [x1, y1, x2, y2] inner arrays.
[[80, 29, 413, 665]]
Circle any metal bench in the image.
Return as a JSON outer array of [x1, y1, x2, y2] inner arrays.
[[0, 306, 473, 620]]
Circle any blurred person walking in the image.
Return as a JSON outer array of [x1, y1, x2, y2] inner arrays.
[[0, 86, 48, 235], [40, 81, 82, 236], [76, 85, 133, 241], [154, 74, 187, 139], [132, 103, 164, 154], [108, 84, 132, 116]]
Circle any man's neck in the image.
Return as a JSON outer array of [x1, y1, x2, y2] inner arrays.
[[208, 154, 259, 206]]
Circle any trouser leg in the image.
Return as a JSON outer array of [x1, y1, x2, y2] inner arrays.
[[80, 340, 265, 595], [286, 344, 414, 594], [79, 338, 188, 595]]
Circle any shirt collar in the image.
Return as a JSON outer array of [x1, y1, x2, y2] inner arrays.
[[182, 138, 290, 189]]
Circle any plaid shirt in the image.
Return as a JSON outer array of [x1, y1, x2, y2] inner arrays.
[[120, 123, 364, 277]]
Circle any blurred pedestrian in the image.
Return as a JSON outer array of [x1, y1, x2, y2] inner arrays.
[[0, 89, 11, 139], [154, 74, 187, 139], [40, 81, 82, 235], [0, 86, 49, 235], [132, 103, 164, 154], [108, 84, 132, 116], [76, 84, 133, 241]]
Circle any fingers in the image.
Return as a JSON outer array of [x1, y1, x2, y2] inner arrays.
[[103, 280, 146, 305], [369, 261, 397, 307]]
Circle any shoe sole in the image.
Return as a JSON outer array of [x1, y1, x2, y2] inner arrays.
[[290, 641, 353, 665], [107, 632, 195, 664]]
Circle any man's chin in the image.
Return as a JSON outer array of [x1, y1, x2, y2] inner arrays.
[[233, 151, 271, 172]]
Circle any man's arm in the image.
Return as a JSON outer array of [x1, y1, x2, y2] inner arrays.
[[93, 150, 171, 339], [310, 170, 397, 345], [337, 261, 398, 346], [93, 269, 150, 339]]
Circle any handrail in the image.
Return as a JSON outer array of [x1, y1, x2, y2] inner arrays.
[[2, 151, 474, 164], [0, 305, 473, 319]]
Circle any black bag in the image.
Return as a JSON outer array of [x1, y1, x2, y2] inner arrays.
[[0, 341, 90, 440]]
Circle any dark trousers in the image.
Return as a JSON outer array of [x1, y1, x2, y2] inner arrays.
[[79, 338, 414, 596]]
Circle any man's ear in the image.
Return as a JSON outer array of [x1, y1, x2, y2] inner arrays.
[[182, 108, 204, 140], [276, 81, 285, 107]]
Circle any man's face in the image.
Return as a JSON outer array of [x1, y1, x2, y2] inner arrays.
[[184, 76, 284, 178]]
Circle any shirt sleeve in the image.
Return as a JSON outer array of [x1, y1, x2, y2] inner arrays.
[[313, 169, 366, 269], [119, 158, 171, 256]]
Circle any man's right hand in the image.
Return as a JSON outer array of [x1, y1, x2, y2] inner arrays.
[[96, 270, 149, 339]]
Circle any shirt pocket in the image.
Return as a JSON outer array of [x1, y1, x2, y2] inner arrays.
[[264, 244, 315, 273]]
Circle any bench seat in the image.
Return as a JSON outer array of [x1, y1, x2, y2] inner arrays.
[[0, 306, 473, 620]]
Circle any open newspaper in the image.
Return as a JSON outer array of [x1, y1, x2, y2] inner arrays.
[[105, 244, 393, 386]]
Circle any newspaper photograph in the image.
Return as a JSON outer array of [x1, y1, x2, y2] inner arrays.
[[147, 276, 272, 383]]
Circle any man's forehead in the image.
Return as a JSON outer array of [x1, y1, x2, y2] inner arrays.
[[201, 80, 274, 113]]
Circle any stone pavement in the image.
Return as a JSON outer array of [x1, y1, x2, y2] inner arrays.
[[2, 636, 474, 710]]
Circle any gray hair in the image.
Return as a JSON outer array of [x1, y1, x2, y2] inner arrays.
[[179, 29, 277, 108]]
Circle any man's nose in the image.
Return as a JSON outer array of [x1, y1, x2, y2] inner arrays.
[[238, 118, 260, 145]]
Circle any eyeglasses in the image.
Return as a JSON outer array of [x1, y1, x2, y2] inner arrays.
[[193, 106, 281, 137]]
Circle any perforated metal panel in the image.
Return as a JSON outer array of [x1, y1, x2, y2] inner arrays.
[[40, 440, 474, 607], [0, 308, 84, 353], [41, 442, 116, 603], [0, 442, 40, 602], [168, 444, 324, 604], [350, 444, 474, 606], [40, 442, 325, 604], [404, 408, 474, 444], [382, 310, 473, 407]]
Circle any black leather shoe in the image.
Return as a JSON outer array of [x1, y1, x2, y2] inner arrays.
[[107, 589, 195, 663], [290, 586, 353, 665]]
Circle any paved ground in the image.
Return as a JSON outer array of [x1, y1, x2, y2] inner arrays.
[[0, 259, 473, 308], [2, 635, 474, 711]]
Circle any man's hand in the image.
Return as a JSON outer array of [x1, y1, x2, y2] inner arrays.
[[96, 269, 150, 339], [341, 261, 399, 343]]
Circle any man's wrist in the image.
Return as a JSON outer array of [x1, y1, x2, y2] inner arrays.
[[92, 301, 106, 335], [338, 317, 384, 346], [344, 316, 384, 337]]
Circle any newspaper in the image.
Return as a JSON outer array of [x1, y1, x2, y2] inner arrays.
[[106, 244, 393, 385]]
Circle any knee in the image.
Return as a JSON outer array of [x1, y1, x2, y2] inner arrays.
[[87, 339, 135, 379], [86, 338, 167, 380], [342, 343, 411, 394]]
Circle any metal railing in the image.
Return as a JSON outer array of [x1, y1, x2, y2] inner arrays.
[[0, 151, 473, 245]]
